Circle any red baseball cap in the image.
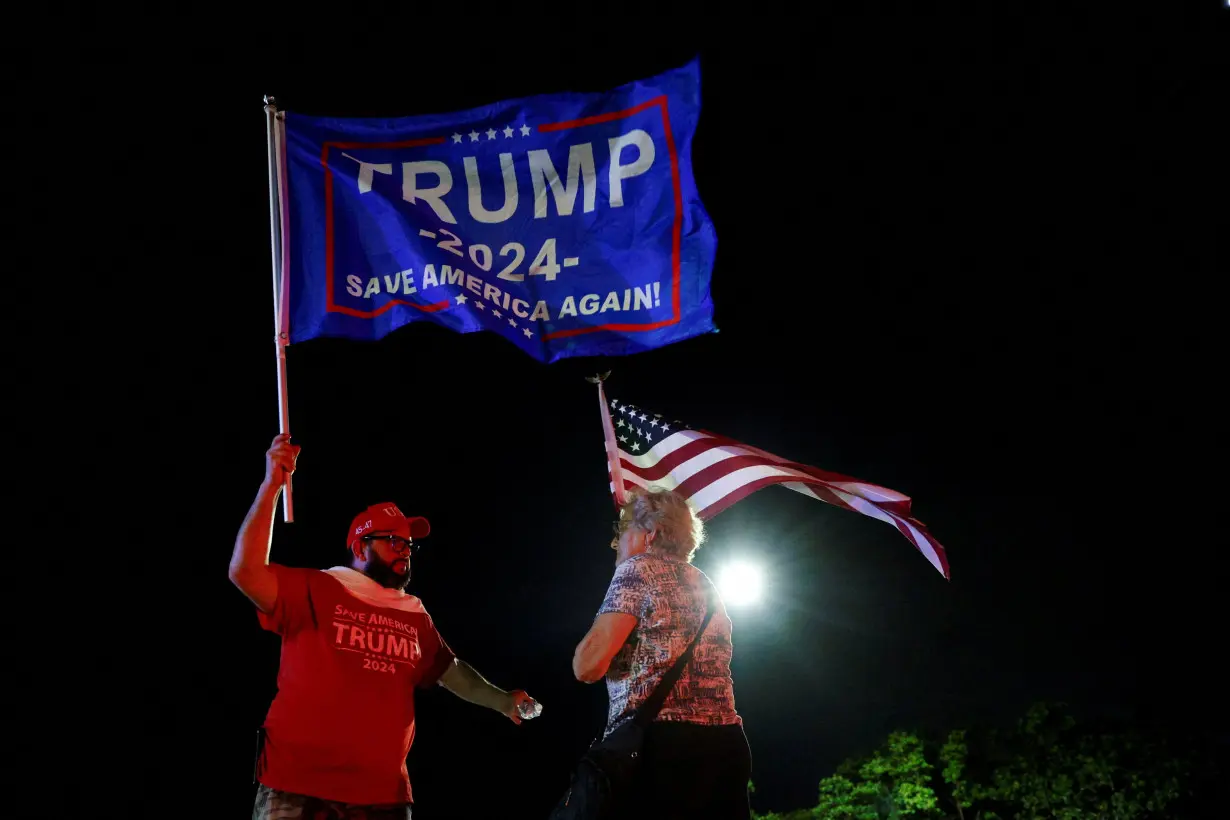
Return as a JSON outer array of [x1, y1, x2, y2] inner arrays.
[[347, 502, 431, 547]]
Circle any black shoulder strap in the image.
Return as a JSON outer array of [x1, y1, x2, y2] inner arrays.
[[633, 583, 715, 727]]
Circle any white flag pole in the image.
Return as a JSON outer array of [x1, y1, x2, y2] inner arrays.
[[587, 372, 628, 507], [264, 96, 294, 523]]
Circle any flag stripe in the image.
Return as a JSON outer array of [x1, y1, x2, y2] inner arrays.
[[597, 380, 628, 507], [618, 429, 912, 510], [784, 481, 947, 576], [617, 430, 716, 471], [619, 441, 907, 520], [626, 441, 804, 488], [693, 474, 800, 519], [619, 444, 916, 528], [601, 397, 950, 579], [694, 431, 913, 507]]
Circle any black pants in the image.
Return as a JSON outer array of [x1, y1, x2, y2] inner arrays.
[[628, 722, 752, 820]]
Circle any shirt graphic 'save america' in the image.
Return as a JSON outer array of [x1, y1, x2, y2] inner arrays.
[[256, 565, 455, 805], [598, 553, 741, 735]]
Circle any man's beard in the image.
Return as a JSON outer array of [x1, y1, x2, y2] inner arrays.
[[364, 549, 411, 590]]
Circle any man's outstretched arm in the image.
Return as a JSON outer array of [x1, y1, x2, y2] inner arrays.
[[439, 659, 537, 725], [229, 433, 299, 612]]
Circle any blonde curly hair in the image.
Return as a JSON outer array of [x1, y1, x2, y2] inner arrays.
[[618, 487, 706, 562]]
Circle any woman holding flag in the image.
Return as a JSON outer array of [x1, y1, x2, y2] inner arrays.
[[571, 487, 752, 819]]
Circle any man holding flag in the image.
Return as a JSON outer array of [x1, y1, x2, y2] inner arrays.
[[230, 434, 538, 818], [240, 58, 715, 816]]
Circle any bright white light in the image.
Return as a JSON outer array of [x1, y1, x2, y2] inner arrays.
[[717, 560, 764, 606]]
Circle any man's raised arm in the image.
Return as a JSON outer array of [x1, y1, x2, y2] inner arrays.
[[229, 433, 299, 612]]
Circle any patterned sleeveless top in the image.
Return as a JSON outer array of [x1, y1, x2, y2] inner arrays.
[[597, 552, 741, 736]]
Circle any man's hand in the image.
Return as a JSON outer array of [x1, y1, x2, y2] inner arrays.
[[230, 434, 300, 613], [499, 690, 539, 725], [265, 433, 301, 486], [439, 661, 539, 725]]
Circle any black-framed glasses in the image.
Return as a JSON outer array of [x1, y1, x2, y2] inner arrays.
[[361, 534, 415, 552]]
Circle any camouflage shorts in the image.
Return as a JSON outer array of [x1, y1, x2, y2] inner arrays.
[[252, 784, 412, 820]]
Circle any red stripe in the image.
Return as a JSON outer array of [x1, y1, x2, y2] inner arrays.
[[607, 411, 949, 578], [540, 96, 683, 341], [778, 462, 913, 516], [691, 431, 913, 514], [890, 516, 950, 579], [327, 137, 446, 150], [538, 97, 665, 132], [324, 298, 452, 319], [618, 433, 910, 516], [651, 454, 861, 517], [660, 96, 682, 320], [544, 315, 681, 340], [320, 141, 452, 320], [785, 483, 948, 579], [616, 433, 724, 480], [597, 384, 627, 507], [617, 429, 795, 479], [693, 471, 950, 579], [694, 475, 790, 519], [780, 480, 857, 511], [670, 454, 811, 504], [323, 143, 335, 312]]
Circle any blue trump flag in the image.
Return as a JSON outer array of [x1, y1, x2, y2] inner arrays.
[[278, 59, 716, 363]]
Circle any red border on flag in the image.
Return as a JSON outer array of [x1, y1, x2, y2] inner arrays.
[[321, 136, 452, 319], [317, 95, 684, 335]]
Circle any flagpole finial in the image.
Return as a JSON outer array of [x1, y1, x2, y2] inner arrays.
[[585, 371, 611, 385]]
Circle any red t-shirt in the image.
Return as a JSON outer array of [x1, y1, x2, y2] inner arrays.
[[255, 565, 456, 805]]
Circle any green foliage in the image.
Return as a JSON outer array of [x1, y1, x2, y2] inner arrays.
[[977, 703, 1188, 820], [815, 773, 875, 820], [753, 703, 1192, 820], [861, 732, 941, 817], [809, 732, 943, 820]]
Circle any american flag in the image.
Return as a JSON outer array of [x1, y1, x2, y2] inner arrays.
[[598, 385, 950, 579]]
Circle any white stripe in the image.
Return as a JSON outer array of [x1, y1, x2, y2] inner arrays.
[[622, 473, 652, 490], [784, 482, 882, 515], [625, 451, 889, 517], [633, 448, 843, 502], [612, 474, 654, 491], [828, 482, 908, 504], [623, 472, 946, 578], [617, 429, 713, 467], [688, 463, 823, 513], [782, 482, 943, 576], [788, 482, 934, 552], [782, 481, 822, 500], [618, 434, 908, 504], [740, 445, 909, 502], [892, 515, 944, 576], [628, 442, 782, 484]]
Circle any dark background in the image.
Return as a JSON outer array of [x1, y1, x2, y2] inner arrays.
[[71, 5, 1224, 817]]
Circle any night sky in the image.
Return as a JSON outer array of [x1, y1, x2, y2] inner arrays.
[[78, 6, 1224, 817]]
